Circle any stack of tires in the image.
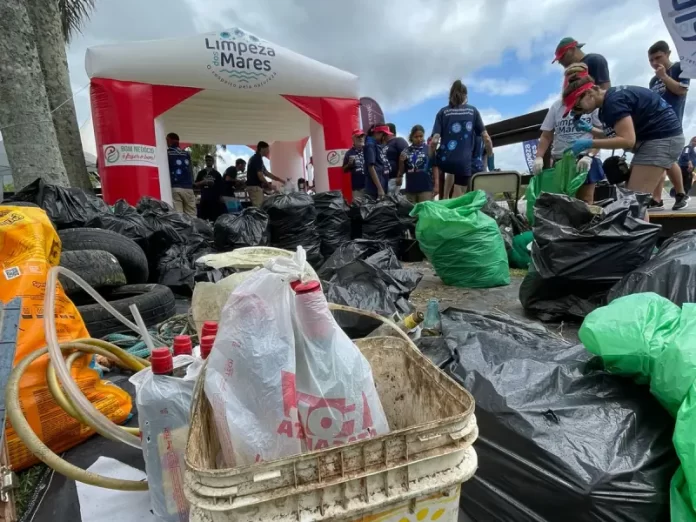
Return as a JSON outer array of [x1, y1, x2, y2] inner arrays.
[[58, 228, 176, 338]]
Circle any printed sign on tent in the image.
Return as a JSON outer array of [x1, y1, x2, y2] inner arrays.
[[522, 140, 539, 174], [659, 0, 696, 78], [102, 144, 157, 167], [326, 149, 348, 167]]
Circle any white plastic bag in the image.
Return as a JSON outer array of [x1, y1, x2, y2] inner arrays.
[[293, 281, 389, 451], [130, 355, 196, 522], [204, 248, 308, 466]]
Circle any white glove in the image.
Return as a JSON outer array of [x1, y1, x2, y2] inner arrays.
[[577, 156, 593, 173], [532, 157, 544, 175]]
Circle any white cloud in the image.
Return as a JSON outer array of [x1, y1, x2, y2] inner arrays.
[[466, 78, 531, 97]]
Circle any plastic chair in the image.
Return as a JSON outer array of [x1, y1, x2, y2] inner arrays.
[[468, 171, 522, 214]]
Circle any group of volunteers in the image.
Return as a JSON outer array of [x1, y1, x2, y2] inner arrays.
[[343, 82, 495, 204], [538, 37, 693, 210]]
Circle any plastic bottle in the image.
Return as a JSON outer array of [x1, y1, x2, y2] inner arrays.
[[201, 321, 218, 338], [367, 311, 424, 337], [132, 347, 195, 522], [172, 335, 192, 356], [422, 298, 442, 336], [200, 335, 215, 360], [292, 280, 389, 452]]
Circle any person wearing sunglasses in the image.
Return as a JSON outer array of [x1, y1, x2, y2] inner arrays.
[[563, 66, 685, 208]]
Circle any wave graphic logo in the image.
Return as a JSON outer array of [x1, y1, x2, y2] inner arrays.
[[205, 27, 278, 89]]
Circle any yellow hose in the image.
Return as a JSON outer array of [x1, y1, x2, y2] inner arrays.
[[7, 342, 149, 491]]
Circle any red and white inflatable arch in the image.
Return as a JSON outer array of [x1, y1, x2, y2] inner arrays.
[[86, 27, 359, 205]]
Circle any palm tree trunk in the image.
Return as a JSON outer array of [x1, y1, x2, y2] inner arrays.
[[0, 0, 69, 190], [25, 0, 92, 191]]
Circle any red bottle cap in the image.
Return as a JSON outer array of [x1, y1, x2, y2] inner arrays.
[[150, 347, 173, 375], [293, 280, 321, 294], [200, 335, 216, 360], [173, 335, 192, 356], [202, 321, 218, 337]]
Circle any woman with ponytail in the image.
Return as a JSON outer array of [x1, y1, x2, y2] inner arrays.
[[431, 80, 493, 199], [562, 65, 685, 200]]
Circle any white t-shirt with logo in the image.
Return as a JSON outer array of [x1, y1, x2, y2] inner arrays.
[[541, 99, 602, 160]]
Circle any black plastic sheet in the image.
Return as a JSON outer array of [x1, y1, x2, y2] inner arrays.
[[262, 192, 323, 267], [313, 191, 351, 257], [156, 238, 215, 294], [320, 240, 422, 337], [8, 178, 109, 229], [609, 230, 696, 306], [520, 192, 660, 321], [387, 192, 417, 233], [443, 308, 677, 522], [213, 208, 269, 251]]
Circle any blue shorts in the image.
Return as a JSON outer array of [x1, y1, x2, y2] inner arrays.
[[585, 157, 605, 185]]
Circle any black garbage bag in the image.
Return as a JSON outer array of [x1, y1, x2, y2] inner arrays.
[[87, 200, 152, 245], [8, 178, 108, 229], [262, 192, 323, 267], [213, 208, 269, 251], [608, 230, 696, 306], [360, 198, 403, 252], [313, 191, 351, 257], [349, 194, 372, 239], [520, 192, 660, 321], [480, 194, 515, 252], [156, 238, 215, 294], [136, 196, 173, 215], [386, 192, 417, 232], [443, 308, 677, 522], [321, 241, 423, 337]]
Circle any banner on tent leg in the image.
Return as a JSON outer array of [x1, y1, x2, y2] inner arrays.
[[102, 144, 157, 167], [326, 149, 348, 167], [522, 139, 539, 174], [659, 0, 696, 78]]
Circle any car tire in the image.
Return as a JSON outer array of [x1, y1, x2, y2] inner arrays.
[[58, 250, 127, 296], [77, 284, 176, 338], [59, 228, 149, 284]]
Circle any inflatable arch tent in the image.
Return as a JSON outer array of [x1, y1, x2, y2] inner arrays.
[[86, 27, 359, 205]]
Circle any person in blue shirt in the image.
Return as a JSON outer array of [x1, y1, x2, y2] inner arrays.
[[678, 136, 696, 195], [562, 70, 686, 211], [166, 132, 196, 216], [385, 123, 409, 194], [364, 124, 391, 198], [647, 40, 690, 209], [553, 37, 611, 89], [397, 125, 437, 203], [431, 80, 493, 199], [342, 129, 366, 201]]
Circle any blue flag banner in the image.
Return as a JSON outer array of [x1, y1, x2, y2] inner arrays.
[[522, 139, 539, 174]]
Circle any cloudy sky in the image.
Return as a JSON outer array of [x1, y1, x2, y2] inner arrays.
[[66, 0, 696, 172]]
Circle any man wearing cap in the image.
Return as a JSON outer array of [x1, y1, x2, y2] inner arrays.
[[343, 129, 367, 200], [364, 125, 392, 198], [553, 37, 611, 89]]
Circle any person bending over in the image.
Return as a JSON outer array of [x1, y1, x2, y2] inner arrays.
[[397, 125, 438, 203], [553, 37, 611, 89], [647, 40, 690, 210], [562, 69, 685, 215], [246, 141, 284, 207]]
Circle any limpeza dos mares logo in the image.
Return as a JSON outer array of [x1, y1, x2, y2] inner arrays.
[[206, 28, 278, 89]]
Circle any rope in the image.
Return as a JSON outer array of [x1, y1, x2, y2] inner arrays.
[[100, 313, 197, 360]]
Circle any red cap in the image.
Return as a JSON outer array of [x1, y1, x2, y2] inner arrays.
[[173, 335, 192, 356], [373, 125, 394, 136], [562, 81, 595, 117], [293, 280, 321, 294], [150, 347, 173, 375], [200, 335, 215, 360], [352, 128, 365, 137], [202, 321, 218, 337]]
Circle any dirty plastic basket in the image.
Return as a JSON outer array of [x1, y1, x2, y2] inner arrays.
[[184, 335, 477, 522]]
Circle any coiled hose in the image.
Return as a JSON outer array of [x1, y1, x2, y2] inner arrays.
[[5, 266, 417, 492]]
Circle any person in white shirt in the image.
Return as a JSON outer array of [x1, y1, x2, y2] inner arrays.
[[533, 97, 605, 204]]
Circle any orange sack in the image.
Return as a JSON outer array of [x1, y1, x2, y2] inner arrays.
[[0, 206, 132, 470]]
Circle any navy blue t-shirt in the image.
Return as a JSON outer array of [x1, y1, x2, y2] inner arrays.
[[246, 153, 265, 187], [471, 134, 484, 174], [386, 137, 409, 179], [679, 145, 696, 167], [432, 104, 485, 177], [582, 53, 611, 86], [364, 137, 389, 195], [168, 147, 193, 189], [599, 86, 683, 142], [403, 144, 433, 193], [343, 147, 365, 190], [649, 62, 690, 122]]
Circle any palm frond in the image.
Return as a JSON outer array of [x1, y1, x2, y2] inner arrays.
[[59, 0, 96, 43]]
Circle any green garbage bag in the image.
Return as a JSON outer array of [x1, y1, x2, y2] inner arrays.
[[579, 293, 696, 522], [410, 190, 510, 288], [526, 152, 588, 225], [508, 231, 533, 269]]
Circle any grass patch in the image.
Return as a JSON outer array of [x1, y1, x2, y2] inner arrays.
[[16, 464, 48, 519]]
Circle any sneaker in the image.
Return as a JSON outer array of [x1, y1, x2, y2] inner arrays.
[[673, 193, 688, 211], [649, 198, 664, 209]]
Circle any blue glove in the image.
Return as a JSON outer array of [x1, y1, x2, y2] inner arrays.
[[574, 119, 593, 133], [565, 139, 593, 156], [487, 154, 495, 172]]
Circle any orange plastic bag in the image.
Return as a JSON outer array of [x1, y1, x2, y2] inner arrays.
[[0, 206, 132, 470]]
